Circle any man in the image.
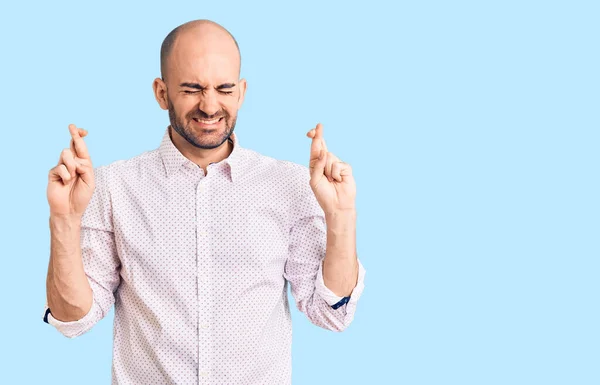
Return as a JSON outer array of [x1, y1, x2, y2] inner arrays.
[[44, 19, 366, 384]]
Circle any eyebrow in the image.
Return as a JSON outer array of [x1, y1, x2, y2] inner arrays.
[[180, 82, 237, 90], [216, 83, 236, 90]]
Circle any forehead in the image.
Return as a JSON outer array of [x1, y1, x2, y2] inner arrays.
[[168, 33, 239, 85]]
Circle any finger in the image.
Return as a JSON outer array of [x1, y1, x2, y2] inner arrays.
[[310, 149, 327, 182], [340, 162, 352, 176], [324, 152, 332, 182], [314, 123, 323, 139], [49, 164, 72, 184], [319, 131, 328, 155], [60, 148, 77, 178], [309, 124, 328, 161], [75, 156, 92, 167], [331, 161, 344, 182], [325, 152, 340, 182], [320, 138, 328, 153], [68, 124, 91, 160], [70, 128, 88, 153], [315, 123, 328, 153], [68, 124, 78, 154], [308, 150, 321, 173], [74, 157, 94, 186], [309, 126, 322, 161], [69, 125, 89, 158]]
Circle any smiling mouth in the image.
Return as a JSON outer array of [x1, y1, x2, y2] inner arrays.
[[193, 117, 223, 125]]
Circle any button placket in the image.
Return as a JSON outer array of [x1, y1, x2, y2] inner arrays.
[[196, 177, 212, 381]]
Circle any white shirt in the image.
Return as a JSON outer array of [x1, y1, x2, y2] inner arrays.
[[43, 127, 366, 384]]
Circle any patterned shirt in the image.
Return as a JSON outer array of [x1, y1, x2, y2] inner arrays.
[[43, 126, 366, 385]]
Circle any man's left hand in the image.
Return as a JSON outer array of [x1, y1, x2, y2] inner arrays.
[[306, 123, 356, 215]]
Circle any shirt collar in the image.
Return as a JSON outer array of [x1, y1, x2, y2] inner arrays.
[[159, 126, 245, 182]]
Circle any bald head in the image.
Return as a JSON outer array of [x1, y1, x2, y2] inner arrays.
[[160, 20, 241, 80]]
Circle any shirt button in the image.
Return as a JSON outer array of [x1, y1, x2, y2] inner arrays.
[[199, 230, 207, 237], [200, 371, 209, 377], [198, 184, 205, 193], [201, 323, 210, 329]]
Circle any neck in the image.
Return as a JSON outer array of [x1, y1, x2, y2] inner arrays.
[[169, 125, 233, 173]]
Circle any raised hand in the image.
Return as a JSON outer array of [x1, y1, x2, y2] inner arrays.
[[47, 124, 95, 217], [306, 123, 356, 215]]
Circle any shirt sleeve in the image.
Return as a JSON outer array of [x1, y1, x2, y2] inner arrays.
[[315, 257, 366, 307], [284, 167, 366, 332], [43, 166, 122, 339]]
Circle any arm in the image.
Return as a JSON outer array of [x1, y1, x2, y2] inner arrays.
[[43, 166, 121, 338], [305, 122, 366, 312], [43, 125, 120, 338], [322, 209, 359, 298], [285, 186, 366, 332], [46, 214, 93, 322]]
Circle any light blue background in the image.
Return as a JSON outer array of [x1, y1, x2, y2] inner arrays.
[[1, 1, 598, 384]]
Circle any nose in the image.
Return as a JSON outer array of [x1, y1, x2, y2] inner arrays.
[[198, 89, 220, 117]]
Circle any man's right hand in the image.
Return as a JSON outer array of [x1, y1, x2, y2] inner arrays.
[[47, 124, 95, 218]]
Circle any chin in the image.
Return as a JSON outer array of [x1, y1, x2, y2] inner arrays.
[[188, 130, 229, 149]]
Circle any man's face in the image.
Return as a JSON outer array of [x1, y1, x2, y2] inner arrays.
[[158, 31, 245, 149], [166, 84, 237, 150]]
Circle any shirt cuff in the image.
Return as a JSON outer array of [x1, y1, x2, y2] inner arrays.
[[315, 258, 366, 308], [42, 299, 99, 338]]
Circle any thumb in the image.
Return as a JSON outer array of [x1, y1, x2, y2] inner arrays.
[[310, 149, 327, 181], [75, 158, 94, 187]]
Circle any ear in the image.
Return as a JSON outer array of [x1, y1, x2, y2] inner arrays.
[[237, 78, 247, 110], [152, 77, 169, 110]]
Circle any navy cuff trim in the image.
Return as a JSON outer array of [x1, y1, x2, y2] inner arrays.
[[43, 308, 52, 324], [331, 296, 350, 309]]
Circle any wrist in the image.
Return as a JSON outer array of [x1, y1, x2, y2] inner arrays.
[[49, 214, 82, 238], [325, 208, 356, 220], [325, 208, 356, 226], [325, 209, 356, 237], [50, 213, 83, 225]]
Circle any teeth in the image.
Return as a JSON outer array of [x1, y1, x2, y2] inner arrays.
[[195, 118, 220, 125]]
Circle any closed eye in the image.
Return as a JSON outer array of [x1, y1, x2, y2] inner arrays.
[[182, 90, 233, 95]]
